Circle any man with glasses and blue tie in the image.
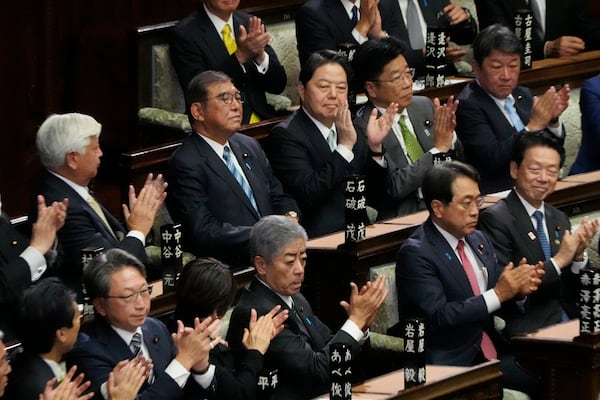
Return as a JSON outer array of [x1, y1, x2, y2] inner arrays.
[[479, 131, 598, 338], [68, 248, 221, 400], [352, 36, 464, 219], [166, 70, 299, 267], [456, 24, 570, 195]]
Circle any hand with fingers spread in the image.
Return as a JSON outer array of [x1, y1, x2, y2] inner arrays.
[[432, 96, 459, 152], [527, 86, 558, 131], [30, 195, 69, 255], [340, 275, 387, 330], [39, 366, 93, 400], [335, 101, 358, 150], [366, 102, 399, 155], [236, 16, 270, 65], [122, 173, 167, 235], [107, 358, 147, 400]]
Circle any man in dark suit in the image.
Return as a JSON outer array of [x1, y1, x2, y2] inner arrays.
[[352, 36, 463, 219], [479, 131, 598, 337], [266, 50, 396, 237], [456, 25, 569, 194], [67, 248, 219, 400], [295, 0, 427, 74], [395, 160, 542, 395], [5, 278, 84, 399], [475, 0, 600, 60], [170, 0, 287, 124], [227, 215, 387, 399], [32, 113, 166, 295], [570, 73, 600, 174], [166, 70, 299, 267], [0, 195, 66, 341]]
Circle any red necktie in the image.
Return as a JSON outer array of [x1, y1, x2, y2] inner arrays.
[[457, 240, 498, 360]]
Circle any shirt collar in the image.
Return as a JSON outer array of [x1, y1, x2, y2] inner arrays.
[[340, 0, 361, 19], [302, 107, 337, 143], [256, 277, 294, 309], [514, 188, 546, 217], [203, 3, 234, 38], [112, 325, 143, 348], [48, 170, 90, 201]]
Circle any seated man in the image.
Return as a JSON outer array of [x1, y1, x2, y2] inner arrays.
[[352, 36, 464, 218], [0, 195, 66, 340], [32, 113, 166, 294], [395, 160, 542, 395], [295, 0, 427, 73], [166, 70, 299, 267], [456, 25, 569, 194], [170, 0, 287, 124], [227, 215, 387, 399], [479, 131, 598, 337], [6, 278, 142, 400], [266, 50, 396, 237], [67, 248, 218, 399], [570, 73, 600, 174], [175, 258, 288, 400], [475, 0, 600, 60]]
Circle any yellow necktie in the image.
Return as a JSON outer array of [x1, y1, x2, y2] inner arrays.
[[87, 195, 117, 239], [221, 24, 260, 124], [222, 24, 237, 55]]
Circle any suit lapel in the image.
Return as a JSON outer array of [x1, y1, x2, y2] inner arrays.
[[424, 220, 475, 296], [192, 134, 259, 218], [406, 103, 435, 151], [326, 0, 356, 43], [229, 137, 262, 218], [505, 191, 547, 262], [196, 6, 230, 60], [298, 109, 336, 163]]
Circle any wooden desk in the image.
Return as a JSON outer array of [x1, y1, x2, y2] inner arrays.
[[313, 361, 502, 400], [306, 172, 600, 329], [512, 320, 600, 400]]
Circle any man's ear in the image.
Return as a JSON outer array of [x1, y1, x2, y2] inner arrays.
[[254, 255, 267, 276], [190, 102, 205, 122], [509, 161, 519, 180], [365, 81, 377, 99], [431, 199, 444, 219], [297, 82, 305, 104], [93, 298, 107, 317]]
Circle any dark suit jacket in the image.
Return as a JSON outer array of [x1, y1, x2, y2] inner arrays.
[[416, 0, 478, 45], [170, 7, 287, 124], [478, 190, 577, 336], [456, 81, 567, 194], [295, 0, 425, 74], [266, 108, 388, 237], [0, 216, 34, 340], [396, 218, 507, 366], [226, 278, 363, 400], [475, 0, 600, 60], [67, 317, 205, 400], [4, 352, 55, 400], [166, 131, 298, 266], [353, 98, 465, 218], [570, 73, 600, 174], [31, 170, 146, 294]]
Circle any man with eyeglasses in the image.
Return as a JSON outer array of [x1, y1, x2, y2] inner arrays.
[[479, 131, 598, 339], [352, 36, 464, 219], [455, 25, 569, 194], [166, 70, 299, 267], [266, 50, 397, 237], [67, 248, 221, 399], [394, 160, 543, 396]]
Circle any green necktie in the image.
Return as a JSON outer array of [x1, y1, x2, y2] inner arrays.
[[399, 115, 424, 162]]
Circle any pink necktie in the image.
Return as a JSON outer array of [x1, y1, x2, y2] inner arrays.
[[457, 240, 498, 360]]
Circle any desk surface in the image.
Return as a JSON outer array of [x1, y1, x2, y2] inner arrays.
[[313, 361, 502, 400]]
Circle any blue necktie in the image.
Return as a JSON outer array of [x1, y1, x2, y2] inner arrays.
[[504, 96, 525, 132], [350, 5, 358, 26], [129, 332, 142, 356], [533, 210, 551, 259], [223, 145, 259, 214]]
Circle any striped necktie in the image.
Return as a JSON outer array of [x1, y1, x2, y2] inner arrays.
[[223, 145, 259, 214], [129, 332, 142, 356], [533, 210, 551, 259]]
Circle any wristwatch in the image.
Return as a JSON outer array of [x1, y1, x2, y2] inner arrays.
[[285, 211, 299, 220]]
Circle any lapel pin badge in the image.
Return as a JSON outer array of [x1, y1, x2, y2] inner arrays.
[[445, 252, 452, 260], [528, 232, 536, 240], [478, 244, 484, 255]]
